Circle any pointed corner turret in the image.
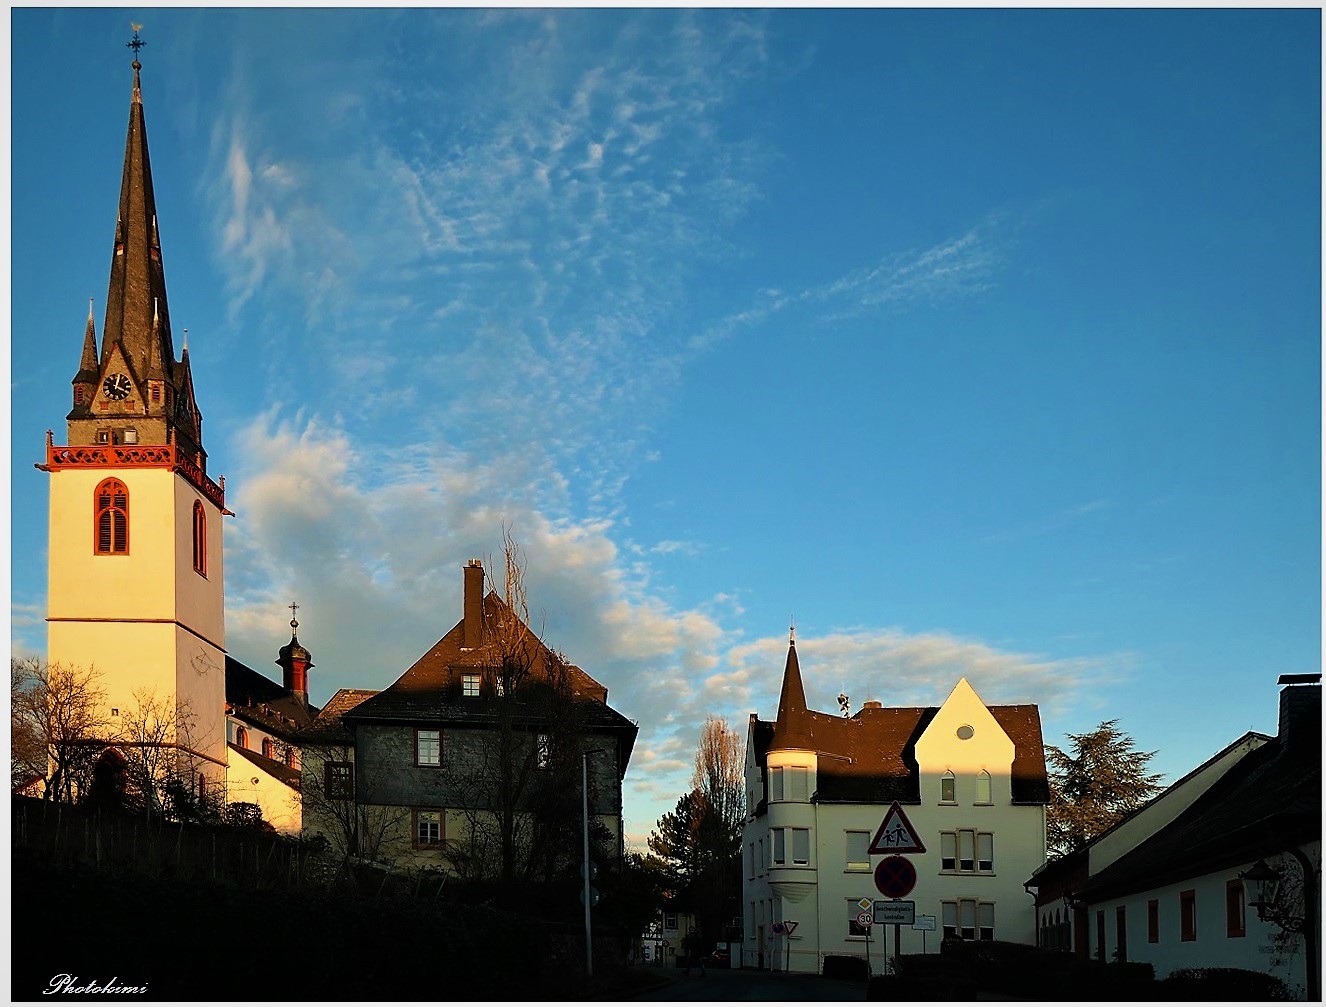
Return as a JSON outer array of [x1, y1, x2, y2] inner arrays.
[[773, 626, 813, 750]]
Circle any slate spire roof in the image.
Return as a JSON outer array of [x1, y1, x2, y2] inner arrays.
[[102, 58, 176, 399], [773, 631, 813, 750], [67, 48, 204, 460]]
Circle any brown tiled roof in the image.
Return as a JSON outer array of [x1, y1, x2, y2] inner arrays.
[[298, 688, 380, 744], [228, 742, 301, 790], [753, 702, 1049, 806], [346, 591, 625, 725], [342, 590, 637, 770]]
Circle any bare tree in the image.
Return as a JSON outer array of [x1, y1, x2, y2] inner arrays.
[[691, 715, 745, 839], [300, 736, 412, 867], [443, 527, 598, 884], [115, 689, 212, 822], [11, 660, 48, 791], [11, 658, 110, 803]]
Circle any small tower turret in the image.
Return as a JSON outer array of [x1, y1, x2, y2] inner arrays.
[[276, 603, 313, 706]]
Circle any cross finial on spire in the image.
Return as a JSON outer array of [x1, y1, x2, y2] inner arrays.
[[789, 616, 796, 646], [127, 24, 146, 62], [289, 601, 300, 632]]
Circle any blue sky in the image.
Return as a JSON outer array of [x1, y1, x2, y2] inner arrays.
[[8, 8, 1321, 847]]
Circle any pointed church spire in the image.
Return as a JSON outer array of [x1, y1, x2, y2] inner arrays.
[[773, 623, 813, 749], [76, 299, 99, 378], [100, 31, 176, 403]]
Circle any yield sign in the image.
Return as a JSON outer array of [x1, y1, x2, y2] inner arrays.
[[868, 801, 926, 855]]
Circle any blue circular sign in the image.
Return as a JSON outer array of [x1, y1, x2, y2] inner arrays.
[[874, 855, 917, 898]]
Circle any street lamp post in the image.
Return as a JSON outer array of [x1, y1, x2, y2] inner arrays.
[[583, 747, 605, 979], [1242, 850, 1319, 1002]]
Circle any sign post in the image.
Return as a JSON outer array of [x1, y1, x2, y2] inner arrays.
[[913, 914, 937, 954]]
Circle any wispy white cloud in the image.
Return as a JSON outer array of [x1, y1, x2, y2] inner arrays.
[[693, 214, 1009, 352], [982, 498, 1115, 544]]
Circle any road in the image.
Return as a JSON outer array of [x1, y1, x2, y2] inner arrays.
[[627, 966, 866, 1001]]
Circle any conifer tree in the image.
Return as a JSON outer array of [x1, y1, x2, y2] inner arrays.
[[1046, 719, 1164, 857]]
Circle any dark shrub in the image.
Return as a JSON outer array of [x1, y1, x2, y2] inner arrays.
[[1159, 967, 1291, 1001], [822, 954, 870, 981], [867, 974, 979, 1000]]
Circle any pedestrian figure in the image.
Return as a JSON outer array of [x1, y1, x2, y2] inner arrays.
[[682, 927, 697, 977]]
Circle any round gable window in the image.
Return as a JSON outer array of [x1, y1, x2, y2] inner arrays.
[[956, 724, 975, 740]]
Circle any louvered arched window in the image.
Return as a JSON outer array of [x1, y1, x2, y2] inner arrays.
[[192, 500, 207, 575], [262, 738, 275, 759], [94, 478, 129, 555]]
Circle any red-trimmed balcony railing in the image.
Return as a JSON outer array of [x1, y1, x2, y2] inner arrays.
[[41, 433, 226, 511]]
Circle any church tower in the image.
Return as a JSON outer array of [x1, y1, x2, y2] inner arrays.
[[41, 37, 228, 792]]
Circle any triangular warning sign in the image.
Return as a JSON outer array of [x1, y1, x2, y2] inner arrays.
[[868, 800, 926, 854]]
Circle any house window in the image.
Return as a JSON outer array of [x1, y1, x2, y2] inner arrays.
[[325, 761, 353, 800], [769, 765, 809, 802], [1115, 906, 1127, 962], [262, 738, 275, 759], [772, 827, 810, 866], [96, 429, 111, 444], [940, 771, 956, 803], [979, 903, 995, 941], [416, 728, 442, 767], [758, 838, 763, 873], [787, 766, 809, 801], [286, 747, 298, 769], [792, 827, 809, 865], [122, 427, 138, 444], [1225, 880, 1245, 938], [942, 900, 994, 941], [975, 770, 992, 804], [1180, 889, 1196, 942], [75, 386, 85, 405], [940, 830, 993, 873], [414, 809, 443, 847], [665, 913, 678, 931], [151, 383, 161, 404], [849, 898, 870, 937], [94, 478, 129, 554], [192, 501, 207, 575], [536, 733, 551, 769], [1147, 899, 1159, 943], [462, 674, 480, 697], [845, 830, 870, 871], [749, 842, 755, 879], [235, 726, 249, 750], [1096, 910, 1106, 960]]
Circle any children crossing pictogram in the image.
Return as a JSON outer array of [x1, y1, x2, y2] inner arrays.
[[867, 800, 926, 855]]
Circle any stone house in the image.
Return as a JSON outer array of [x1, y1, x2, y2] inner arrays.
[[300, 560, 637, 876]]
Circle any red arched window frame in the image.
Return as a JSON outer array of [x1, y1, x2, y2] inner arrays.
[[192, 500, 207, 575], [94, 478, 130, 555], [262, 738, 275, 760], [235, 726, 249, 750]]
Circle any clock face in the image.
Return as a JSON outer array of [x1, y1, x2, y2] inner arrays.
[[103, 373, 132, 401]]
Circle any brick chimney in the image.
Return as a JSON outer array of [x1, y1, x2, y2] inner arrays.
[[463, 559, 485, 648], [1276, 674, 1321, 754]]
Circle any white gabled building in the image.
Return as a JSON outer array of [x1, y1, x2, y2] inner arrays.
[[1027, 675, 1321, 1000], [741, 634, 1050, 974]]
